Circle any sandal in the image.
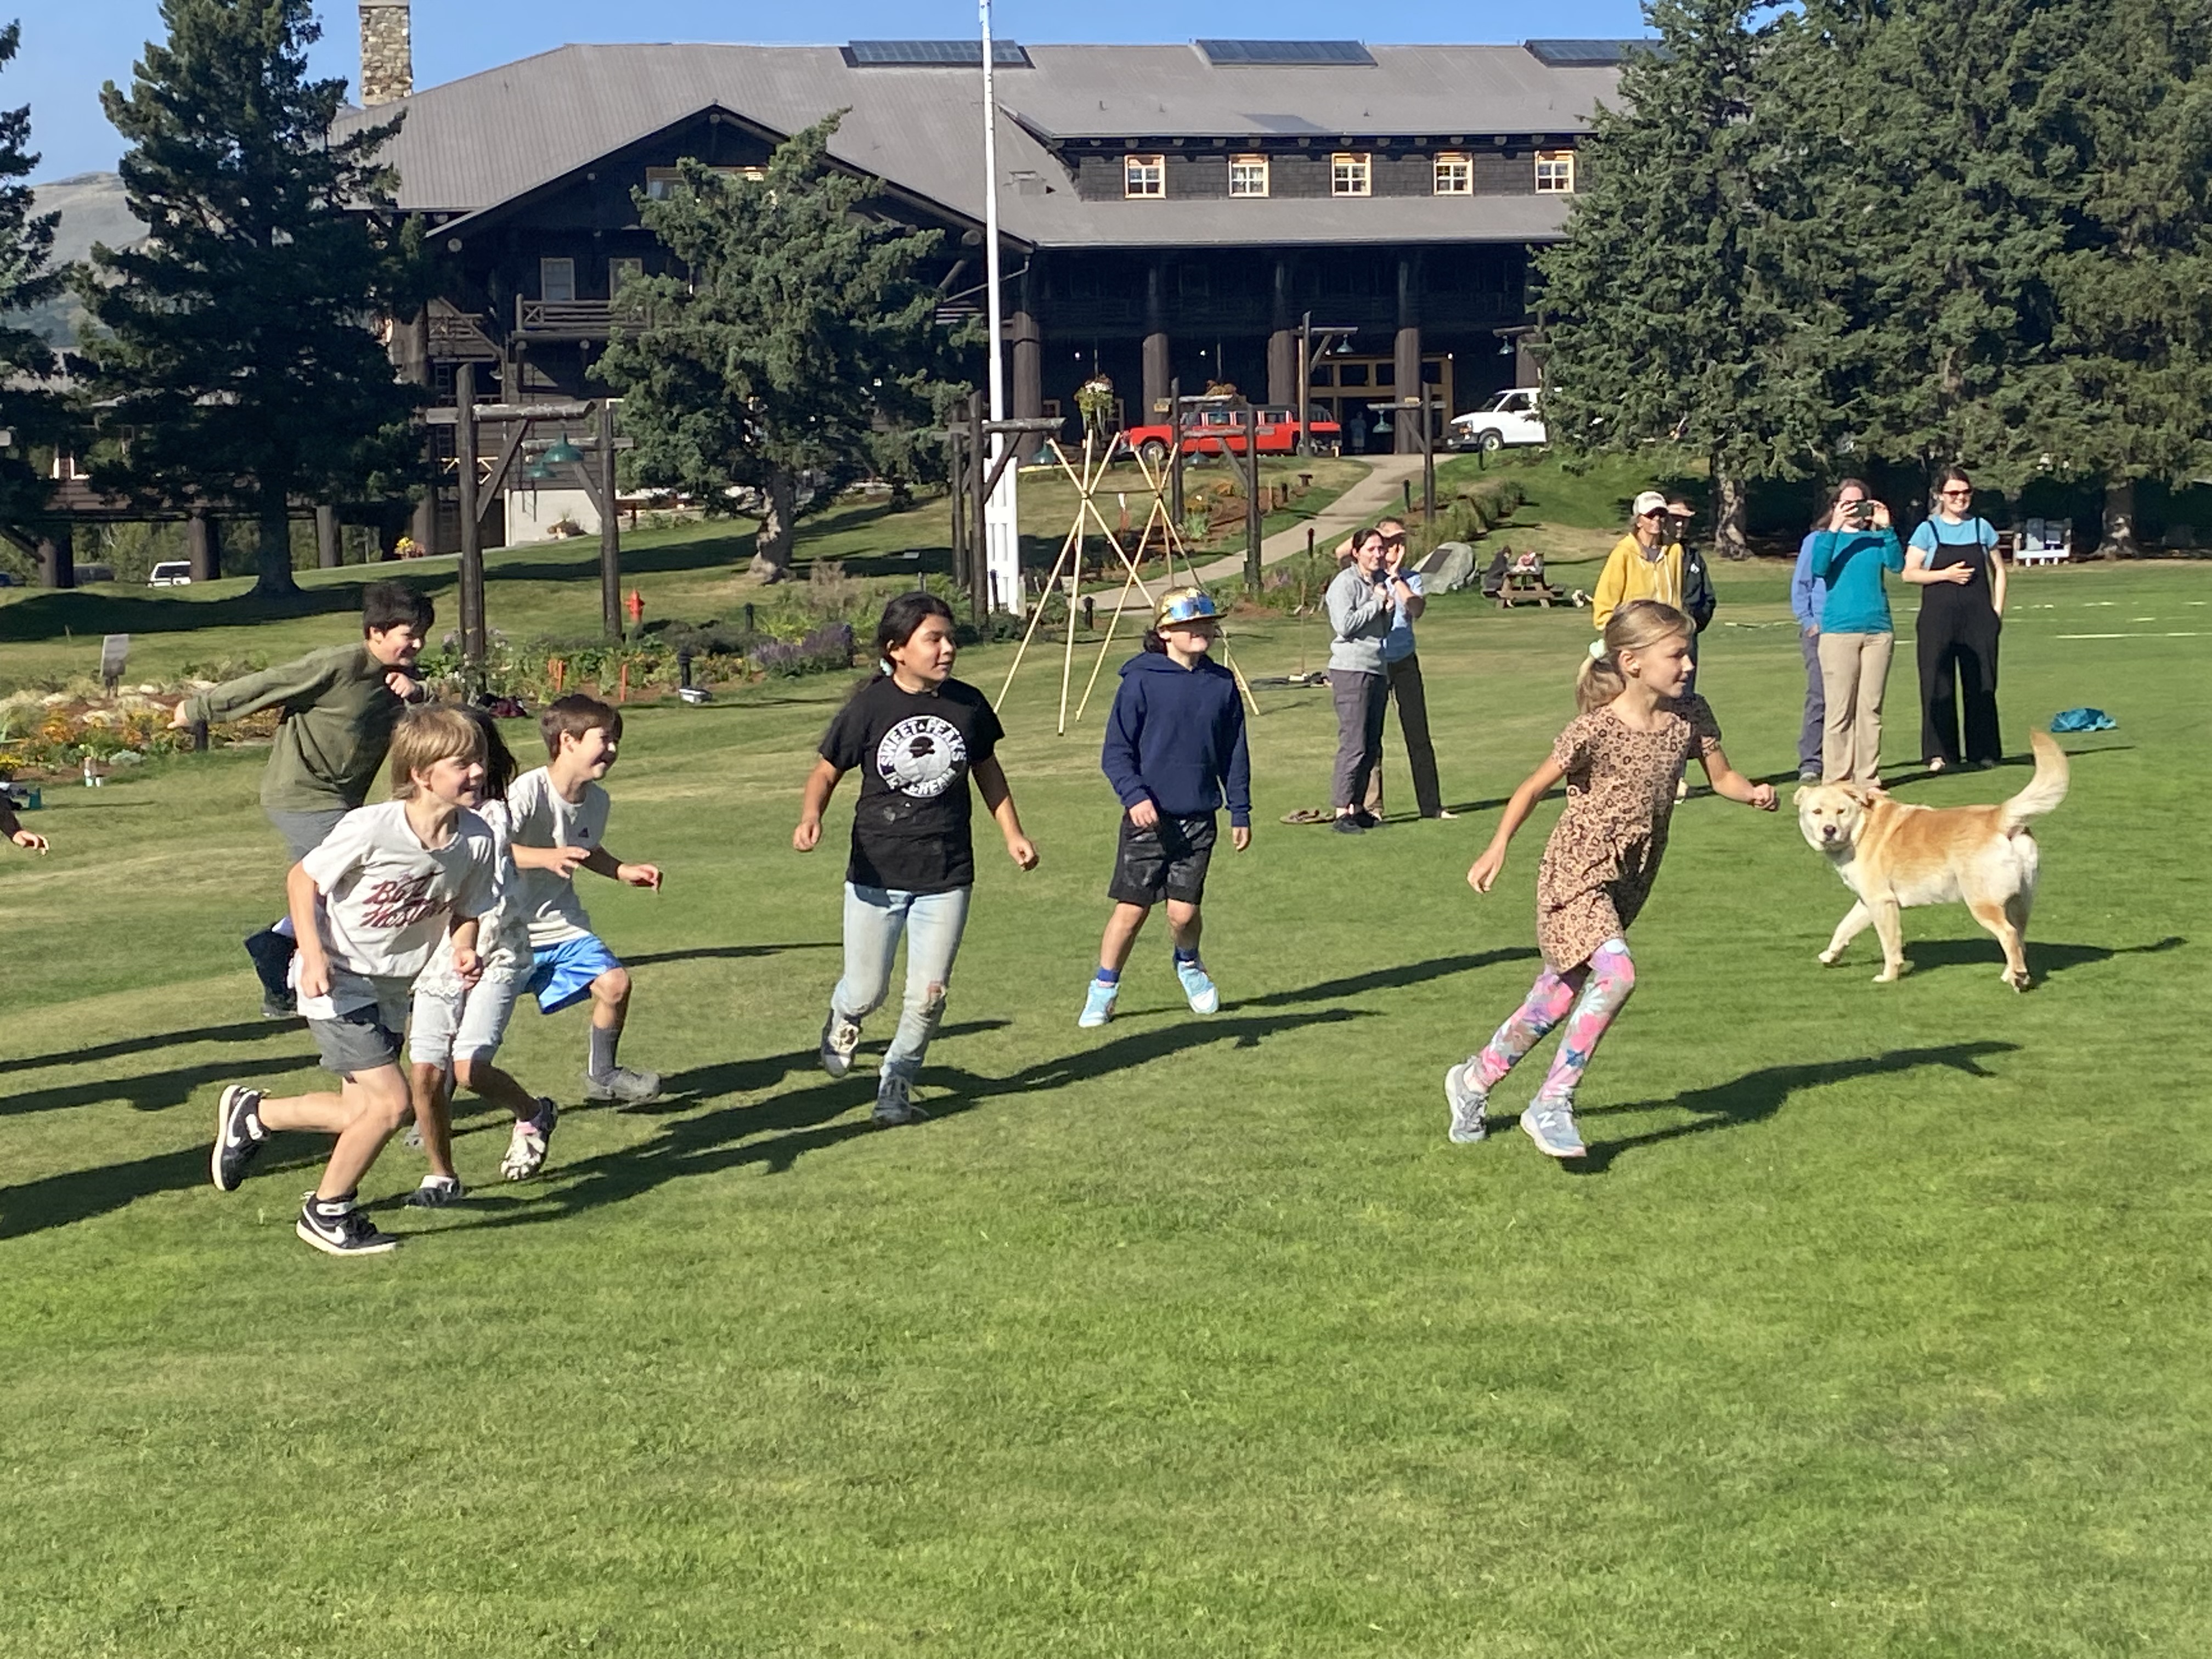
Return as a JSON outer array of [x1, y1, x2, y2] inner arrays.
[[1279, 806, 1336, 826]]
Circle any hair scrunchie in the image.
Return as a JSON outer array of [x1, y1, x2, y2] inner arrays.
[[1588, 639, 1608, 662]]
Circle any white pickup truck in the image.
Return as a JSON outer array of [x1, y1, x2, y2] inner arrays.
[[1448, 388, 1547, 453]]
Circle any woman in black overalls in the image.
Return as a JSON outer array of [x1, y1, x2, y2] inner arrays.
[[1904, 467, 2008, 771]]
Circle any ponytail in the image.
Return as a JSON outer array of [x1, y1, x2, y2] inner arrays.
[[1140, 629, 1168, 654], [1576, 599, 1694, 713]]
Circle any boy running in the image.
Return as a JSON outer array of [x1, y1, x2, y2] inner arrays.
[[507, 695, 664, 1104], [171, 581, 435, 1017], [210, 708, 499, 1255], [407, 707, 561, 1184], [1081, 587, 1251, 1026], [1, 791, 47, 854]]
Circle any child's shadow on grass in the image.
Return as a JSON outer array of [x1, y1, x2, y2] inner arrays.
[[0, 1018, 294, 1079], [0, 1143, 322, 1242], [2, 1048, 321, 1118], [1225, 947, 1539, 1011], [1569, 1039, 2020, 1174], [461, 1007, 1370, 1230]]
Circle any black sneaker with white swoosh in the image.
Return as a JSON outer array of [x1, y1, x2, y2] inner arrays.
[[211, 1085, 269, 1192], [295, 1194, 399, 1256]]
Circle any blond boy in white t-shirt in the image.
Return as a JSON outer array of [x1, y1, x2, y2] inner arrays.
[[210, 708, 499, 1256]]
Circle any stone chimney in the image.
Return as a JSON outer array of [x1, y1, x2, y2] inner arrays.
[[359, 1, 411, 106]]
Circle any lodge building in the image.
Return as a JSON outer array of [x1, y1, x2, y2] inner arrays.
[[337, 8, 1632, 547]]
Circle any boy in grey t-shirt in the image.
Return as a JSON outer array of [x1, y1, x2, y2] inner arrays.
[[210, 708, 498, 1256]]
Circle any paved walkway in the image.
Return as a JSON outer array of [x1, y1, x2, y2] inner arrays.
[[1187, 453, 1427, 586]]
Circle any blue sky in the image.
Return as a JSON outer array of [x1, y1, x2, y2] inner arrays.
[[15, 0, 1654, 182]]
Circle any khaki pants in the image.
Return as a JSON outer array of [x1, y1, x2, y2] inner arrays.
[[1816, 629, 1893, 785]]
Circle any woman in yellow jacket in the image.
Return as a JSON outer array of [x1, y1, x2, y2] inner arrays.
[[1593, 491, 1686, 627]]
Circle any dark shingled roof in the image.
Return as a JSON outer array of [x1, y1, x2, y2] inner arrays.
[[338, 41, 1622, 249]]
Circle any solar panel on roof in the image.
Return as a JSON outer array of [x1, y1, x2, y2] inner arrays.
[[842, 40, 1032, 67], [1525, 39, 1657, 67], [1196, 40, 1375, 67]]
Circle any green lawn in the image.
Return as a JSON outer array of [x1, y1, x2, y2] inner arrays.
[[2, 556, 2207, 1656]]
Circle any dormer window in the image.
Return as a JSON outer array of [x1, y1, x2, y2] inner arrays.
[[1331, 153, 1370, 196], [1125, 154, 1165, 198], [1534, 150, 1576, 194], [1433, 152, 1472, 195], [1229, 154, 1269, 198]]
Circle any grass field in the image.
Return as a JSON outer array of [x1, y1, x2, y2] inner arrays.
[[2, 551, 2208, 1656]]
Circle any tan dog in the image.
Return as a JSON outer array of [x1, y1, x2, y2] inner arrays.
[[1795, 731, 2069, 989]]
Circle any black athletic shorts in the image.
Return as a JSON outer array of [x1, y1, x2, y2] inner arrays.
[[1108, 810, 1217, 907]]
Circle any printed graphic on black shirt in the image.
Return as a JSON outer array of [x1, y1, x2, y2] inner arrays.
[[821, 677, 1003, 895], [876, 715, 968, 799]]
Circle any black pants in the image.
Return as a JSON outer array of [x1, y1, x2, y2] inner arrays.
[[1917, 596, 2002, 766], [1362, 654, 1444, 818]]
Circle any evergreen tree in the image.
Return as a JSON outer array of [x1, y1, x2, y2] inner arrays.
[[595, 114, 964, 581], [76, 0, 425, 596], [1535, 1, 1832, 557], [1790, 0, 2089, 503], [0, 20, 67, 554], [2041, 0, 2212, 551]]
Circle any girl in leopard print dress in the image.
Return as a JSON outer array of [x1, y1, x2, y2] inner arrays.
[[1447, 601, 1778, 1160]]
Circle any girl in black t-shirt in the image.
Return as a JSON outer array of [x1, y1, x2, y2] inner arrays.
[[793, 594, 1039, 1126]]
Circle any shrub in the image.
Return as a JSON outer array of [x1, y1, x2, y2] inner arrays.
[[753, 621, 856, 678]]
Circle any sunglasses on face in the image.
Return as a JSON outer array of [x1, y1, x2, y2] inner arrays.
[[1939, 489, 1972, 499], [1160, 592, 1222, 624]]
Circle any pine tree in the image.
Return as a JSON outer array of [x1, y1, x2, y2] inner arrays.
[[595, 114, 964, 581], [76, 0, 425, 596], [2040, 0, 2212, 552], [1790, 0, 2092, 501], [1535, 1, 1833, 557], [0, 20, 67, 554]]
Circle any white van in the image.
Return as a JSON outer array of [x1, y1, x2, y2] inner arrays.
[[148, 561, 193, 586], [1448, 389, 1547, 452]]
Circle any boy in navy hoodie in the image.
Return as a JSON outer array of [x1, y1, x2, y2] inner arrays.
[[1081, 588, 1252, 1027]]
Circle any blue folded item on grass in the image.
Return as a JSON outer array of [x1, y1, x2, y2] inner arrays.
[[2049, 707, 2116, 733]]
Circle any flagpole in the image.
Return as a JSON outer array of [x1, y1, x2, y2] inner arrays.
[[980, 0, 1021, 616]]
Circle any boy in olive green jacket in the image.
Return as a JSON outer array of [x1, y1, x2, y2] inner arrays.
[[171, 580, 435, 1015]]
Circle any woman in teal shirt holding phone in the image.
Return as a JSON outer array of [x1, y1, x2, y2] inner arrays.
[[1808, 482, 1905, 787]]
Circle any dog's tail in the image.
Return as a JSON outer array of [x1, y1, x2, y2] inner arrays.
[[2000, 730, 2069, 834]]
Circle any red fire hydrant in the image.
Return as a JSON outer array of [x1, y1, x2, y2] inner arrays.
[[625, 589, 644, 633]]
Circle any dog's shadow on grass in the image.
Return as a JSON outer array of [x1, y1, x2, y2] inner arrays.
[[1901, 934, 2185, 979], [1568, 1039, 2021, 1174], [459, 1007, 1370, 1231]]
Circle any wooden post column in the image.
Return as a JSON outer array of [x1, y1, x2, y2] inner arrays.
[[454, 362, 486, 676], [597, 399, 622, 640], [1143, 261, 1171, 422], [1395, 253, 1424, 457], [315, 505, 341, 568], [186, 509, 218, 583]]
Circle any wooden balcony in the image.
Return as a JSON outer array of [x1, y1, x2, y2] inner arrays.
[[515, 297, 646, 340], [427, 306, 499, 360]]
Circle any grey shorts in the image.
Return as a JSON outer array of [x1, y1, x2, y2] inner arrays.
[[267, 806, 352, 864], [309, 1004, 405, 1080]]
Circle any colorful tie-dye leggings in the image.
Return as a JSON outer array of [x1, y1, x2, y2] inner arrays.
[[1466, 938, 1637, 1105]]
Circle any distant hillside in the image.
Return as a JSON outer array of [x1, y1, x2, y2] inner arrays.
[[16, 172, 144, 351]]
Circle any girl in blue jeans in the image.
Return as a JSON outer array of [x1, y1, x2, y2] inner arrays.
[[793, 594, 1040, 1125]]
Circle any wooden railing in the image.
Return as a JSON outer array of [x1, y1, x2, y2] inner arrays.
[[515, 297, 647, 337]]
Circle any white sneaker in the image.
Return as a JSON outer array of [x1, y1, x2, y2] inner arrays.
[[820, 1008, 864, 1078]]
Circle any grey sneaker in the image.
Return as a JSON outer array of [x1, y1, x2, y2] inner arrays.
[[582, 1066, 662, 1106], [872, 1073, 928, 1127], [820, 1007, 864, 1077], [1443, 1061, 1489, 1144], [1520, 1097, 1587, 1159]]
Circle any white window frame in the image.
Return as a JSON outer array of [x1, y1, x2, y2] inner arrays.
[[1125, 154, 1165, 199], [608, 257, 644, 294], [538, 257, 575, 303], [1534, 149, 1576, 194], [1228, 154, 1269, 198], [1331, 153, 1371, 197], [1432, 152, 1472, 195]]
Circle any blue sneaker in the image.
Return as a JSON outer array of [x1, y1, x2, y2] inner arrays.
[[1443, 1062, 1489, 1144], [1175, 958, 1220, 1015], [1520, 1097, 1587, 1159], [1079, 977, 1119, 1029]]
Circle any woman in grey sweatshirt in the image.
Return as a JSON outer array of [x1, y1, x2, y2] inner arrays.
[[1325, 529, 1415, 833]]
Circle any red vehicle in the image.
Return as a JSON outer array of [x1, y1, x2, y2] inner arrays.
[[1122, 403, 1341, 464]]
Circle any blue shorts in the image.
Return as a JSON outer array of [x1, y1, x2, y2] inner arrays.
[[525, 934, 624, 1014]]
